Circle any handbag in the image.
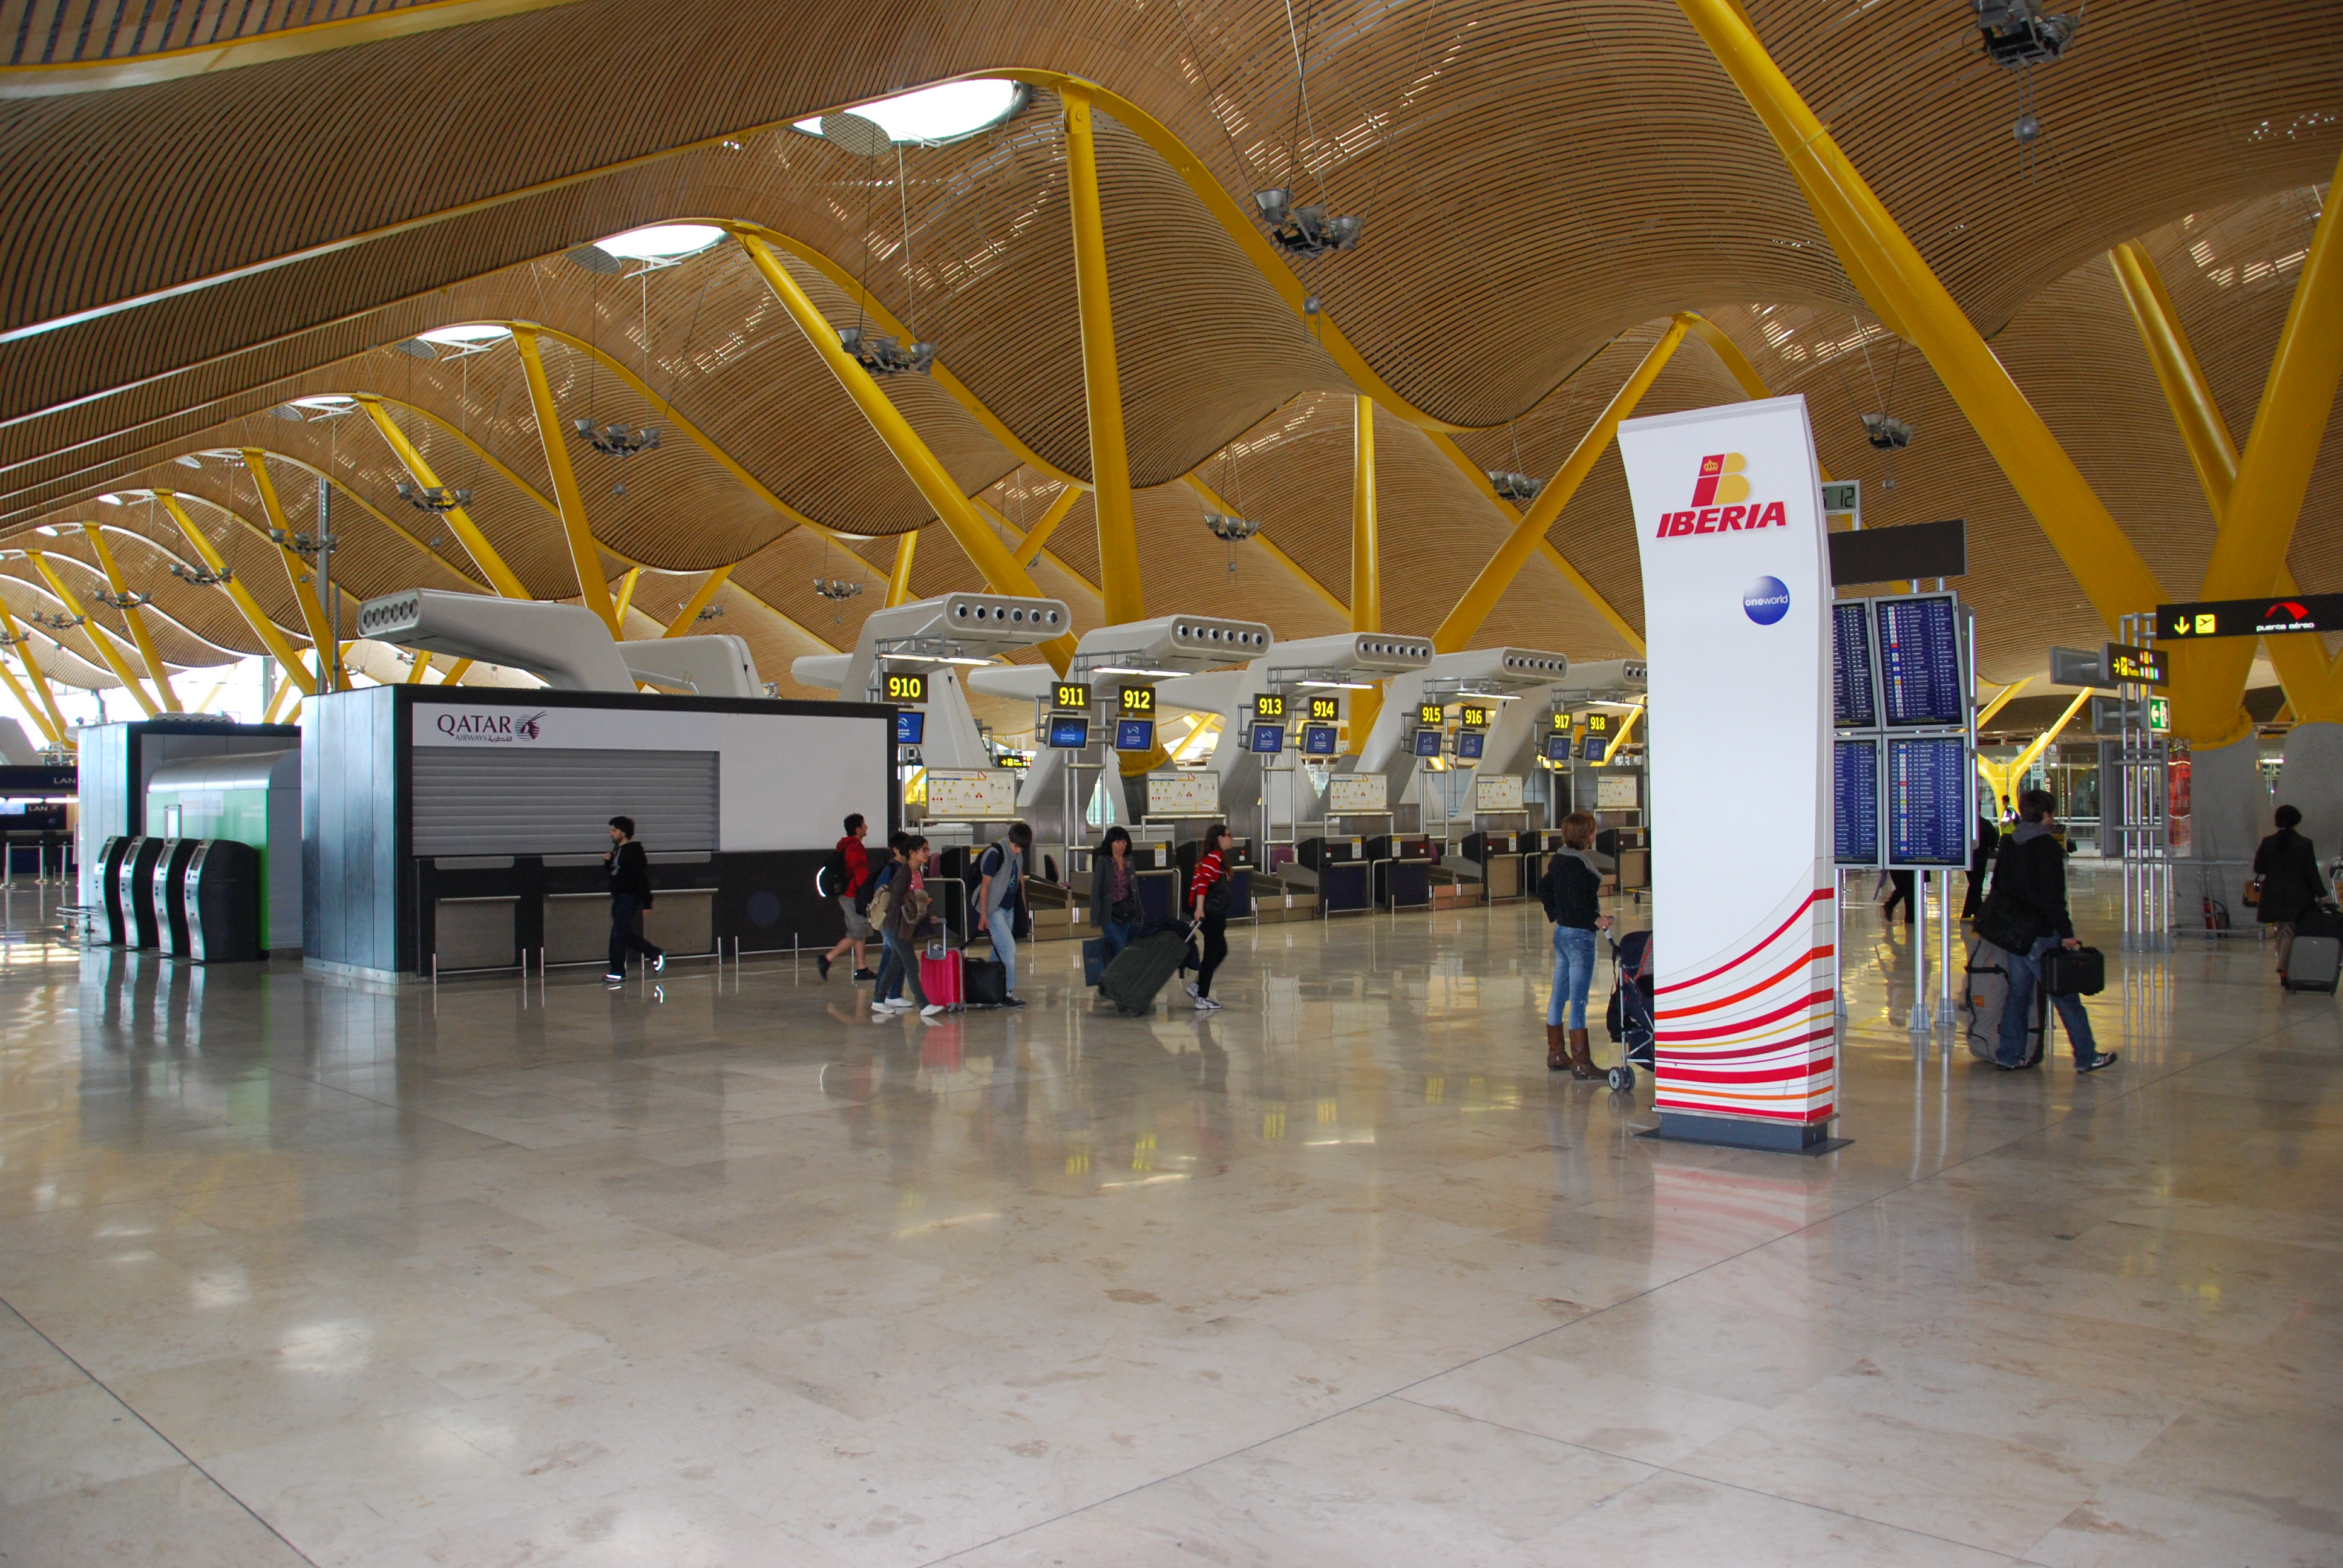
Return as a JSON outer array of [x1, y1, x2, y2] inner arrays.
[[2243, 876, 2264, 908]]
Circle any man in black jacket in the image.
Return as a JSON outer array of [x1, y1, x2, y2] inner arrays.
[[604, 815, 666, 982], [1982, 790, 2114, 1073]]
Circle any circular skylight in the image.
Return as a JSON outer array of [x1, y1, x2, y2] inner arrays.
[[793, 80, 1024, 147], [419, 324, 512, 346], [595, 224, 726, 261]]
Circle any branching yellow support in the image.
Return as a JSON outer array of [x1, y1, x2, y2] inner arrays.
[[0, 595, 73, 744], [243, 449, 346, 693], [1676, 0, 2165, 633], [154, 492, 315, 696], [354, 395, 531, 599], [81, 525, 179, 710], [885, 533, 919, 609], [1434, 320, 1688, 653], [1349, 396, 1384, 750], [614, 567, 641, 622], [1063, 88, 1144, 629], [29, 552, 156, 717], [1974, 676, 2030, 731], [662, 566, 733, 638], [732, 229, 1071, 675], [1010, 488, 1083, 570], [512, 326, 620, 635]]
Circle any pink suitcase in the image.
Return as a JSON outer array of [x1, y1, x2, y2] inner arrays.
[[919, 946, 964, 1009]]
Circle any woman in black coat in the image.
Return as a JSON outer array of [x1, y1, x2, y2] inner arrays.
[[2253, 804, 2330, 980]]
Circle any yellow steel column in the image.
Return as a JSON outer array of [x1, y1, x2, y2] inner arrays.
[[0, 593, 74, 744], [614, 567, 641, 622], [2109, 245, 2238, 513], [662, 566, 733, 638], [512, 325, 620, 635], [29, 552, 157, 717], [1010, 487, 1083, 570], [732, 230, 1072, 674], [354, 395, 531, 600], [1348, 395, 1383, 750], [1435, 319, 1687, 653], [885, 533, 919, 609], [0, 653, 54, 745], [405, 650, 433, 684], [82, 525, 179, 710], [1063, 88, 1144, 627], [243, 451, 346, 690], [1675, 0, 2164, 631], [154, 492, 315, 696]]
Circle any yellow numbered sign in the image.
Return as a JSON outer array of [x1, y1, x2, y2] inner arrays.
[[884, 670, 928, 704], [1582, 711, 1610, 733], [1252, 693, 1286, 721], [1416, 701, 1444, 728], [1119, 684, 1156, 715], [1052, 681, 1090, 711], [1308, 695, 1342, 722], [1458, 704, 1489, 730], [1551, 711, 1571, 732]]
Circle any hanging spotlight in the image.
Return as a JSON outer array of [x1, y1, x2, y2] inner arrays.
[[93, 589, 152, 610], [571, 420, 663, 458], [813, 578, 865, 601], [838, 328, 937, 377], [1860, 414, 1914, 452], [1973, 0, 2081, 67], [1204, 514, 1259, 542], [396, 480, 472, 514], [1253, 189, 1362, 256], [170, 562, 233, 587], [29, 611, 85, 630], [695, 603, 729, 622], [1487, 471, 1544, 503]]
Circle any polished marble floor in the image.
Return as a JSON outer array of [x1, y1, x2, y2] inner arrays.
[[0, 868, 2336, 1566]]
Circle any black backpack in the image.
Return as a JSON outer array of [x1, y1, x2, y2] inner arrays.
[[853, 859, 893, 916], [820, 848, 852, 900]]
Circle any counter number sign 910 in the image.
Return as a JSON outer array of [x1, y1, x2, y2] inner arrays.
[[885, 671, 927, 704]]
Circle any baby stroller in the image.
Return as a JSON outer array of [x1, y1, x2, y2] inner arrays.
[[1603, 928, 1657, 1093]]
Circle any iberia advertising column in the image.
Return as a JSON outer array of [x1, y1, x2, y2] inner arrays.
[[1617, 395, 1841, 1153]]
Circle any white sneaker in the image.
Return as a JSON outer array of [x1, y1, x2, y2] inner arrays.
[[885, 998, 917, 1011], [920, 1004, 945, 1018], [1193, 995, 1222, 1011], [1184, 982, 1199, 999]]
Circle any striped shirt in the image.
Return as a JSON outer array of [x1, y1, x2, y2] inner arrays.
[[1189, 849, 1224, 906]]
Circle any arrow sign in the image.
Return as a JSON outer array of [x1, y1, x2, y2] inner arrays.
[[2155, 593, 2343, 639]]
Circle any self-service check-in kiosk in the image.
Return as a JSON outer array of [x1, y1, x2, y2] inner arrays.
[[76, 717, 299, 916], [116, 835, 163, 947], [182, 839, 262, 962], [147, 838, 199, 955]]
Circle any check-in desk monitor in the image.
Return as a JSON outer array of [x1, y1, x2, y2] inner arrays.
[[1302, 724, 1339, 756], [1046, 716, 1090, 749], [894, 710, 925, 746]]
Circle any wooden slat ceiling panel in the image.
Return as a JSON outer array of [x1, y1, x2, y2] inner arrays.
[[0, 572, 127, 684], [4, 0, 441, 66], [81, 508, 264, 655]]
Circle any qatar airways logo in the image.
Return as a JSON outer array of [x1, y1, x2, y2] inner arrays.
[[1653, 452, 1789, 537], [434, 710, 545, 743]]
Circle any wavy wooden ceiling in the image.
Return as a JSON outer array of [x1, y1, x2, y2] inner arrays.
[[0, 0, 2336, 697]]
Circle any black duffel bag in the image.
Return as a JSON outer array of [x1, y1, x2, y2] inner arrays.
[[2040, 944, 2105, 998]]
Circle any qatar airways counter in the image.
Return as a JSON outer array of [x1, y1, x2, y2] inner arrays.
[[303, 685, 897, 982]]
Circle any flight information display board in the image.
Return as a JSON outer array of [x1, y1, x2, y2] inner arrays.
[[1833, 737, 1879, 866], [1875, 595, 1965, 728], [1886, 735, 1968, 866], [1833, 601, 1876, 728]]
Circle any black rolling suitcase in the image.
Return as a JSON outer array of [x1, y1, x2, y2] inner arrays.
[[2284, 905, 2342, 995], [1099, 923, 1193, 1016], [2040, 944, 2105, 998]]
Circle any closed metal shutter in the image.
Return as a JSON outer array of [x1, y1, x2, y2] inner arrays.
[[411, 747, 718, 856]]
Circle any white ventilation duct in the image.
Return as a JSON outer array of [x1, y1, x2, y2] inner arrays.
[[623, 634, 762, 698], [355, 590, 633, 693], [1358, 645, 1573, 776]]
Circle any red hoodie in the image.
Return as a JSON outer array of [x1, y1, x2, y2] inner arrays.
[[837, 835, 871, 894]]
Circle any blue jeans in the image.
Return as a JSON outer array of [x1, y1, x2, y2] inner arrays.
[[1100, 918, 1140, 964], [986, 907, 1018, 995], [1549, 926, 1599, 1028], [1998, 935, 2099, 1065], [873, 929, 908, 1002]]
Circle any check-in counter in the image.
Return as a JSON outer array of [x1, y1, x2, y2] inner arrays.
[[1462, 830, 1532, 902], [418, 852, 727, 973], [1367, 833, 1434, 911], [1297, 835, 1371, 915]]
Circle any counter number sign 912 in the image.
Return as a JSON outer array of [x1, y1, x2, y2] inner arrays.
[[885, 671, 927, 704], [1119, 684, 1155, 714]]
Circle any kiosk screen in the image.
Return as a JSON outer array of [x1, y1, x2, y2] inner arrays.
[[1248, 722, 1286, 754], [1887, 735, 1968, 865], [1542, 733, 1574, 763], [894, 711, 925, 746], [1580, 734, 1608, 762], [1833, 601, 1876, 728], [1834, 737, 1879, 866], [1113, 718, 1155, 752], [1412, 728, 1443, 758], [1455, 731, 1486, 760], [1046, 716, 1090, 750], [1301, 723, 1340, 756], [1876, 596, 1965, 728]]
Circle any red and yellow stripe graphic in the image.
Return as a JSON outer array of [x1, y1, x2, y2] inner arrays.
[[1653, 879, 1838, 1123]]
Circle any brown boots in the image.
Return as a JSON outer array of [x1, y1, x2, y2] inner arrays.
[[1547, 1024, 1599, 1079]]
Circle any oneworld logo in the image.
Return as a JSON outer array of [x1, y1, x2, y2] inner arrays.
[[434, 710, 546, 742], [1742, 577, 1791, 626], [1654, 452, 1789, 538]]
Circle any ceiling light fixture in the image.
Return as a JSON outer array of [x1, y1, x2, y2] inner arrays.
[[396, 480, 472, 513], [793, 80, 1026, 148], [29, 611, 85, 630], [1298, 679, 1375, 690], [1487, 471, 1542, 503], [1204, 514, 1259, 541], [839, 327, 936, 377], [1253, 189, 1362, 256], [93, 588, 153, 610], [1861, 413, 1914, 451], [813, 578, 864, 601], [572, 420, 662, 458], [1087, 664, 1190, 678], [170, 562, 233, 587]]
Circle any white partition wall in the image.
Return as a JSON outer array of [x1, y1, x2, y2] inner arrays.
[[1619, 395, 1841, 1154]]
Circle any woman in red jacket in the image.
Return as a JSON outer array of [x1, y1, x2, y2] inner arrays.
[[1185, 823, 1236, 1012]]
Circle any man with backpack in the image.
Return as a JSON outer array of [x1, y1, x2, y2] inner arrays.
[[974, 821, 1033, 1007], [1981, 789, 2117, 1074], [816, 814, 878, 982]]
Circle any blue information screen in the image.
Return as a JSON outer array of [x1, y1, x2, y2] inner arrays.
[[893, 710, 925, 746], [1833, 601, 1876, 728], [1248, 722, 1286, 754], [1875, 596, 1964, 728], [1412, 728, 1443, 758], [1580, 734, 1608, 762], [1835, 738, 1879, 866], [1046, 716, 1090, 749], [1543, 733, 1573, 763], [1113, 718, 1155, 752], [1456, 731, 1485, 760], [1887, 736, 1968, 866], [1302, 723, 1340, 756]]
